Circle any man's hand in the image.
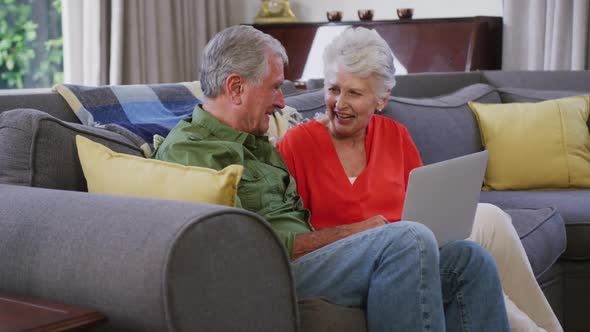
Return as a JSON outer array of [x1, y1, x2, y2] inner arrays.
[[360, 215, 388, 229], [291, 215, 388, 260]]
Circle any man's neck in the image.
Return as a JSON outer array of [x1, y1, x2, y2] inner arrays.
[[202, 98, 237, 131]]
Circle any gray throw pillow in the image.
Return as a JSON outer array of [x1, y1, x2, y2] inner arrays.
[[505, 206, 566, 278], [284, 88, 325, 120], [380, 83, 501, 165], [0, 108, 144, 191]]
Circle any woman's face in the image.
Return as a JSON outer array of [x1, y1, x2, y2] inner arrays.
[[324, 67, 388, 139]]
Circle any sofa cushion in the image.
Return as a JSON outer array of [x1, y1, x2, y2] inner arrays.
[[503, 207, 566, 278], [299, 298, 366, 332], [480, 190, 590, 261], [76, 135, 243, 207], [469, 96, 590, 190], [0, 89, 78, 122], [284, 88, 325, 120], [281, 80, 299, 96], [0, 109, 144, 191], [381, 83, 501, 165]]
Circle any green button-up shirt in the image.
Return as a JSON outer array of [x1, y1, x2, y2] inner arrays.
[[154, 106, 313, 255]]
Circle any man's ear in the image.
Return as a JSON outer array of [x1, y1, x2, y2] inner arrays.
[[225, 74, 243, 105]]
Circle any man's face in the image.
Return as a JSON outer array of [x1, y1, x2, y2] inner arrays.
[[238, 53, 286, 136]]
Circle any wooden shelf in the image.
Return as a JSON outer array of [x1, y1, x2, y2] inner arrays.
[[253, 16, 502, 81], [0, 293, 106, 332]]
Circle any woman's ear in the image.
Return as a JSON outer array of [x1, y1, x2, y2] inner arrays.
[[376, 89, 391, 112], [226, 74, 243, 105]]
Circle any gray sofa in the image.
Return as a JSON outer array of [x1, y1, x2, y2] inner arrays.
[[0, 70, 588, 331]]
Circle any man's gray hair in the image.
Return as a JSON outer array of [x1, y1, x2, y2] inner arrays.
[[323, 27, 396, 98], [200, 25, 288, 98]]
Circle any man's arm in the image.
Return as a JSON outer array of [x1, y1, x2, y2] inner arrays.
[[291, 215, 387, 260]]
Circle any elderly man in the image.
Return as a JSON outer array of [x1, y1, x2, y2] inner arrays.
[[155, 25, 509, 332]]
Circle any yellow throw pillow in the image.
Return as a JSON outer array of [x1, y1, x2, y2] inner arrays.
[[468, 96, 590, 190], [75, 135, 243, 206]]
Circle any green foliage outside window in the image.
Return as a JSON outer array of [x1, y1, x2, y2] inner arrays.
[[0, 0, 63, 89], [34, 0, 63, 86]]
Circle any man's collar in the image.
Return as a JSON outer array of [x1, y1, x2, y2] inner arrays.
[[191, 105, 250, 144]]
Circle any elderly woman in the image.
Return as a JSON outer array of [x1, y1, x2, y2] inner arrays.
[[277, 27, 562, 332]]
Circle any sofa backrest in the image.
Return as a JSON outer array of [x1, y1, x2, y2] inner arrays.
[[0, 109, 144, 191], [288, 71, 488, 120], [286, 70, 590, 163], [2, 71, 589, 170], [307, 70, 590, 98], [0, 82, 303, 124], [284, 82, 502, 165], [392, 72, 483, 98], [0, 88, 78, 123], [306, 72, 484, 98], [481, 70, 590, 91], [383, 84, 500, 165]]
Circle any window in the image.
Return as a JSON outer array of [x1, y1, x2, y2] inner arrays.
[[0, 0, 63, 89]]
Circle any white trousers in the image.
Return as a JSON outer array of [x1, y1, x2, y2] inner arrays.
[[468, 203, 563, 332]]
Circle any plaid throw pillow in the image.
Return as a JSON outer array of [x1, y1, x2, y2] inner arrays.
[[54, 82, 203, 153]]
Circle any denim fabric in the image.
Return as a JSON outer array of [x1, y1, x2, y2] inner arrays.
[[440, 241, 509, 332], [292, 222, 509, 332]]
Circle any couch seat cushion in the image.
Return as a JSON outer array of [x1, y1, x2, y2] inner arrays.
[[481, 190, 590, 261], [299, 299, 366, 332], [0, 109, 144, 191], [502, 207, 566, 278]]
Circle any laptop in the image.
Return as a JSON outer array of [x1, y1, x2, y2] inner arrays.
[[401, 150, 489, 247]]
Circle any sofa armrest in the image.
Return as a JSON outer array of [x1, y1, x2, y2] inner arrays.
[[0, 184, 298, 332]]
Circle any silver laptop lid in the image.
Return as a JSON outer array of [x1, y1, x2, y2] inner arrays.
[[401, 150, 489, 246]]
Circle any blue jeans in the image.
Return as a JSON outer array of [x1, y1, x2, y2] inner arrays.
[[292, 221, 509, 332]]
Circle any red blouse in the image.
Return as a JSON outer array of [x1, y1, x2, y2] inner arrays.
[[277, 115, 423, 230]]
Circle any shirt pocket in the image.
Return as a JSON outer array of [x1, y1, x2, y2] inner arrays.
[[237, 167, 264, 212], [239, 162, 289, 214]]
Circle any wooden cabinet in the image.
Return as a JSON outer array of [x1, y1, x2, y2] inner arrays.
[[253, 16, 502, 81], [0, 293, 106, 331]]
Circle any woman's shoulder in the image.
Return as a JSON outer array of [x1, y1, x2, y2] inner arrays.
[[279, 119, 326, 150], [372, 114, 411, 135]]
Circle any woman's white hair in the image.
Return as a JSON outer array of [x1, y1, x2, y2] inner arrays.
[[323, 27, 396, 98], [200, 25, 288, 98]]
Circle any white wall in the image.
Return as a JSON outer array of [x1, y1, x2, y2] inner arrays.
[[229, 0, 502, 25]]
